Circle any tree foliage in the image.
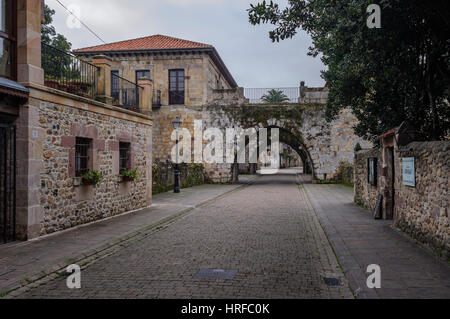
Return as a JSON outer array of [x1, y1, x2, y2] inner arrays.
[[262, 89, 290, 103], [249, 0, 450, 140], [41, 4, 72, 52]]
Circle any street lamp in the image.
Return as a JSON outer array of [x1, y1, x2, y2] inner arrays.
[[172, 117, 182, 193]]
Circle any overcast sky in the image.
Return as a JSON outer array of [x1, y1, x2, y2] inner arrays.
[[47, 0, 326, 88]]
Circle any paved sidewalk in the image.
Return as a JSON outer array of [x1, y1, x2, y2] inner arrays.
[[0, 177, 255, 296], [304, 183, 450, 299]]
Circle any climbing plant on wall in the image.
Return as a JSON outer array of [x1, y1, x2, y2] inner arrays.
[[206, 103, 322, 175]]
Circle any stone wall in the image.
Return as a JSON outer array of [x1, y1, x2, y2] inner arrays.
[[152, 162, 205, 194], [299, 85, 329, 104], [354, 148, 380, 210], [24, 86, 152, 237], [152, 104, 233, 182], [210, 88, 247, 105], [354, 141, 450, 257], [337, 163, 354, 186], [394, 141, 449, 256]]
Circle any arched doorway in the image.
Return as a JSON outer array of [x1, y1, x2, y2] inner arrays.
[[233, 125, 314, 181]]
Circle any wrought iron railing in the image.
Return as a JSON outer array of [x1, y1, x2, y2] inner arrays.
[[111, 73, 142, 112], [169, 90, 185, 105], [244, 87, 300, 104], [41, 42, 98, 99], [152, 89, 162, 107]]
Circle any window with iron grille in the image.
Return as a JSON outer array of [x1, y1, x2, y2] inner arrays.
[[75, 137, 92, 176], [111, 70, 119, 101], [119, 142, 131, 172]]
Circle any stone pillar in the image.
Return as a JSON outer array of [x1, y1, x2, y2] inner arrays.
[[145, 128, 153, 207], [14, 0, 45, 240], [17, 0, 44, 85], [138, 78, 153, 116], [92, 55, 113, 105]]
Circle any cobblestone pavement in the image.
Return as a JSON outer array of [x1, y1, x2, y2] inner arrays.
[[304, 183, 450, 299], [0, 180, 253, 296], [15, 173, 353, 299]]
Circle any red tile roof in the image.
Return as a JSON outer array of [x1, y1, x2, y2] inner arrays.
[[376, 127, 398, 141], [74, 34, 213, 53]]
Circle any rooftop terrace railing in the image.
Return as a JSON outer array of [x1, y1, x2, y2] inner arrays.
[[244, 87, 300, 104], [41, 42, 98, 99], [111, 73, 143, 113]]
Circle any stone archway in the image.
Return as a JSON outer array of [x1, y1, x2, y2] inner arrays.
[[232, 124, 314, 180], [152, 102, 372, 183], [271, 126, 314, 175]]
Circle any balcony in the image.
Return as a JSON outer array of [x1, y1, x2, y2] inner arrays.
[[41, 43, 97, 99], [111, 73, 142, 113], [41, 43, 145, 113]]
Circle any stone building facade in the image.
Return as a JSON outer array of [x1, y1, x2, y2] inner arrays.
[[354, 130, 449, 257], [33, 88, 152, 236], [74, 35, 238, 107], [0, 0, 153, 242], [74, 35, 239, 182]]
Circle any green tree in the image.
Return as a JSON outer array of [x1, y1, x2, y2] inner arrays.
[[261, 89, 290, 103], [248, 0, 450, 140], [41, 4, 72, 51]]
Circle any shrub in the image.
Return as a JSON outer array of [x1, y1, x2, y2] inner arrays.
[[82, 170, 103, 187]]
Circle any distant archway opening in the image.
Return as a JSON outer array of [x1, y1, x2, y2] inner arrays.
[[233, 126, 314, 179]]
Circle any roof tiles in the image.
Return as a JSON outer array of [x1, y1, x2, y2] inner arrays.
[[74, 34, 212, 53]]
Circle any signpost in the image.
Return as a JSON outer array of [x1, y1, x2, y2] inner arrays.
[[402, 157, 415, 187]]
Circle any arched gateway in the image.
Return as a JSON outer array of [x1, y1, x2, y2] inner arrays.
[[152, 89, 372, 182]]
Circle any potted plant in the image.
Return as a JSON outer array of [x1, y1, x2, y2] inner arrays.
[[81, 170, 103, 187], [120, 168, 139, 182]]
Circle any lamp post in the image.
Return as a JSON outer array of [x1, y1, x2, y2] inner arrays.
[[172, 117, 182, 193]]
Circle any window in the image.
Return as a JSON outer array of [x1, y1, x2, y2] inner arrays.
[[368, 157, 378, 186], [136, 70, 150, 80], [215, 75, 220, 89], [119, 142, 131, 172], [0, 0, 15, 79], [75, 137, 92, 176], [169, 69, 185, 105], [111, 70, 119, 101]]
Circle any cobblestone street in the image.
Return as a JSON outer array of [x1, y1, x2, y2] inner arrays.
[[15, 172, 352, 299], [5, 170, 450, 299]]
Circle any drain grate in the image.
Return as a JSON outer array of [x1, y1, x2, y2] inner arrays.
[[194, 269, 237, 280], [323, 277, 341, 286]]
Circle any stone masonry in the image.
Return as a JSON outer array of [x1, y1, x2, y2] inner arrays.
[[152, 90, 372, 182], [16, 84, 153, 239], [354, 141, 450, 257], [354, 148, 380, 210], [77, 49, 233, 107], [395, 141, 449, 257]]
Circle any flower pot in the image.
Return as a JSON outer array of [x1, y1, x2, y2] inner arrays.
[[73, 177, 82, 187]]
